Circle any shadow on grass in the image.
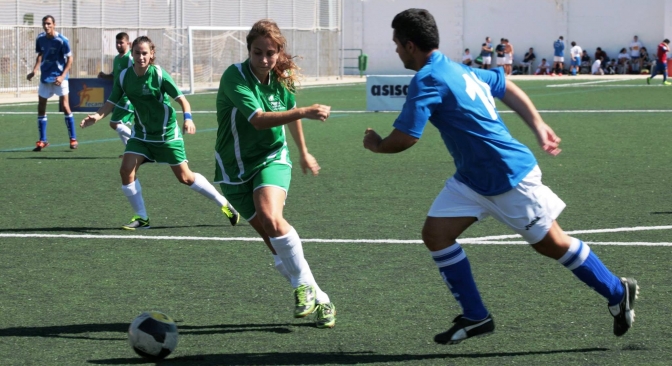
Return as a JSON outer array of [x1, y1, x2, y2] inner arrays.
[[5, 156, 118, 160], [87, 348, 610, 365], [650, 211, 672, 215], [0, 224, 232, 233], [0, 322, 304, 341]]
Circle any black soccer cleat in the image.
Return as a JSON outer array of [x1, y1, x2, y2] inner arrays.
[[610, 277, 639, 337], [434, 314, 494, 345]]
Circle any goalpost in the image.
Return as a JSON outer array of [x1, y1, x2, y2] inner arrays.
[[186, 25, 342, 94]]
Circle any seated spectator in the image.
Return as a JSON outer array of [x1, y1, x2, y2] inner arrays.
[[640, 47, 652, 72], [535, 58, 550, 75], [580, 50, 591, 74], [604, 58, 617, 74], [462, 48, 473, 66], [520, 47, 536, 73], [617, 47, 631, 73], [592, 57, 604, 75], [595, 47, 608, 70]]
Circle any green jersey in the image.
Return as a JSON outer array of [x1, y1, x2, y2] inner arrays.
[[111, 50, 133, 111], [214, 59, 296, 184], [108, 64, 184, 142]]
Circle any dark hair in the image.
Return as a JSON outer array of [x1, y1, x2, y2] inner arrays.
[[465, 48, 469, 52], [116, 32, 129, 41], [131, 36, 156, 64], [571, 41, 576, 46], [42, 15, 55, 24], [664, 39, 670, 44], [559, 36, 564, 40], [246, 19, 300, 90], [391, 9, 439, 52]]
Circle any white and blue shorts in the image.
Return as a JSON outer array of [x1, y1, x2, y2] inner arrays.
[[553, 56, 564, 63], [38, 80, 69, 99], [427, 165, 566, 244], [482, 56, 492, 65]]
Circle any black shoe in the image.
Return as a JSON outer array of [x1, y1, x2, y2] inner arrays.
[[610, 277, 639, 336], [434, 314, 494, 345], [221, 203, 240, 226]]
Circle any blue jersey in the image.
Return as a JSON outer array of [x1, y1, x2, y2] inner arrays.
[[393, 51, 537, 196], [553, 39, 565, 57], [35, 32, 72, 83]]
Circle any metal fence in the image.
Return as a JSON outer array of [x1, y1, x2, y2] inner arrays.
[[0, 0, 342, 95]]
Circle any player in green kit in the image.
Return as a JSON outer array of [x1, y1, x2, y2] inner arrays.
[[215, 19, 336, 328], [98, 32, 134, 150], [81, 36, 240, 229]]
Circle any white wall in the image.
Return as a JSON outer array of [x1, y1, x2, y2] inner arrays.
[[346, 0, 671, 74]]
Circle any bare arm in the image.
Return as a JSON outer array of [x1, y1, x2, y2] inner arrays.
[[363, 128, 419, 154], [287, 119, 320, 175], [79, 101, 117, 127], [249, 104, 330, 130], [26, 53, 42, 81], [175, 96, 195, 134], [499, 80, 561, 155]]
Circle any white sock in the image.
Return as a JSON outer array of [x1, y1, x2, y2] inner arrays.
[[189, 173, 228, 207], [273, 254, 292, 282], [114, 123, 131, 145], [121, 180, 147, 219], [269, 227, 330, 304]]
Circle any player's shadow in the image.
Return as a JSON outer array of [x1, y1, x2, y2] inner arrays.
[[650, 211, 672, 215], [0, 322, 303, 342], [0, 224, 233, 234], [88, 348, 610, 365], [6, 156, 118, 160]]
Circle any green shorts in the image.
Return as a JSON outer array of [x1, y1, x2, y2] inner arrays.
[[110, 106, 134, 124], [125, 138, 187, 165], [219, 163, 292, 221]]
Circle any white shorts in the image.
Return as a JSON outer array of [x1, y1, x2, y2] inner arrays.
[[38, 80, 69, 99], [504, 54, 513, 64], [482, 56, 492, 65], [553, 56, 564, 63], [496, 57, 505, 66], [427, 166, 566, 244]]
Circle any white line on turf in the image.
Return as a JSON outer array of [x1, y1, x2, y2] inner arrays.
[[1, 225, 670, 245]]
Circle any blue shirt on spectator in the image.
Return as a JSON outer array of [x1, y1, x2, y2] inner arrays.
[[553, 39, 565, 57]]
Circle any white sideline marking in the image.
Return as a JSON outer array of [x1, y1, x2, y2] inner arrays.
[[546, 79, 632, 88], [1, 225, 671, 245]]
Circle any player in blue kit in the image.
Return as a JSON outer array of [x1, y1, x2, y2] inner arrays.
[[363, 8, 638, 344], [26, 15, 77, 151]]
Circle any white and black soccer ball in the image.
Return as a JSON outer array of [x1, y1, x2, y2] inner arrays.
[[128, 311, 179, 361]]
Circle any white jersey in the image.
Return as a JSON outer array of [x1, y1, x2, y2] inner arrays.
[[571, 45, 582, 59]]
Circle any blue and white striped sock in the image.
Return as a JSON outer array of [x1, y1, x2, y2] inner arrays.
[[432, 243, 489, 320], [558, 237, 624, 305], [64, 114, 76, 139]]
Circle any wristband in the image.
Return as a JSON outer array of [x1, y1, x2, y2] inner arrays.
[[184, 112, 193, 121]]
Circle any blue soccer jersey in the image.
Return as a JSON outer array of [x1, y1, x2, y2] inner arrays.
[[392, 51, 537, 196], [35, 32, 72, 83], [554, 39, 565, 57]]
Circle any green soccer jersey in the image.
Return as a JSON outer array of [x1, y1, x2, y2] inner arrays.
[[214, 59, 296, 184], [108, 64, 184, 142], [111, 50, 133, 111]]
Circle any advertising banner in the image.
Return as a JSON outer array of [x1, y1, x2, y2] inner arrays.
[[68, 78, 113, 112], [365, 75, 413, 111]]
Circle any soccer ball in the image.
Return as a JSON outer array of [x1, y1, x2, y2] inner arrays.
[[128, 311, 179, 361]]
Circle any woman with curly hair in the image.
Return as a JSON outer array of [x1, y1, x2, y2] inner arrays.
[[214, 19, 336, 328]]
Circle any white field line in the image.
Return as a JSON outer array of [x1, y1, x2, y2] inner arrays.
[[1, 225, 671, 245], [546, 79, 632, 87]]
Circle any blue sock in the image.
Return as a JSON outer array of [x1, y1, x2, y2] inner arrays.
[[37, 116, 47, 142], [64, 114, 76, 139], [432, 243, 489, 320], [558, 238, 624, 305]]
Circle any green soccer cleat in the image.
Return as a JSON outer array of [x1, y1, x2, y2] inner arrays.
[[122, 215, 150, 230], [646, 77, 651, 85], [314, 302, 336, 328], [221, 204, 240, 226], [664, 81, 672, 86], [293, 284, 316, 318]]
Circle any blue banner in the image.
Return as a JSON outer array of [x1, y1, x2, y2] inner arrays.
[[68, 78, 113, 112]]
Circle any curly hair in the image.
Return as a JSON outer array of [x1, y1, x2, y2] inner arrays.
[[246, 19, 300, 91]]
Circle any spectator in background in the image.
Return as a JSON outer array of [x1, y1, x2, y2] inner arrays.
[[629, 35, 643, 73], [640, 47, 652, 72], [647, 39, 671, 85], [595, 47, 608, 71], [481, 36, 493, 69], [495, 38, 506, 69], [535, 58, 550, 75], [591, 57, 604, 75], [617, 48, 631, 74], [503, 38, 514, 75], [552, 36, 565, 75], [520, 47, 536, 74], [462, 48, 473, 66], [581, 50, 591, 74], [569, 41, 582, 76]]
